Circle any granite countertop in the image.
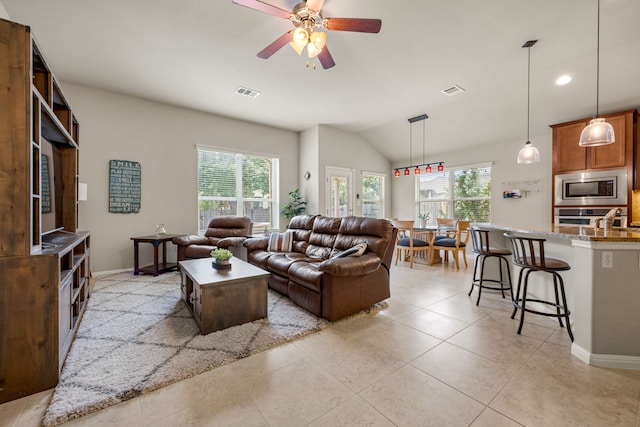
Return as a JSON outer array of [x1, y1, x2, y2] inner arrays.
[[475, 223, 640, 242]]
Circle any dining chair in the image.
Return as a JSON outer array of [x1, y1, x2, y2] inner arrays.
[[389, 219, 429, 268], [434, 218, 459, 241], [431, 220, 470, 269]]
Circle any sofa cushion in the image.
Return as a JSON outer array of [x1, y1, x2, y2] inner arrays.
[[288, 262, 323, 292], [267, 252, 308, 276], [333, 216, 394, 260], [268, 231, 294, 252], [333, 242, 367, 258], [184, 244, 217, 259], [305, 216, 342, 259]]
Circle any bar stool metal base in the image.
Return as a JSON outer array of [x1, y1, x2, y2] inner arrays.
[[511, 268, 574, 342], [468, 254, 513, 306]]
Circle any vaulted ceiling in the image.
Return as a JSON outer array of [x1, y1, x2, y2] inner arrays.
[[3, 0, 640, 162]]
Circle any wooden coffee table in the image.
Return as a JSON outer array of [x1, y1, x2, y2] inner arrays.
[[179, 257, 269, 334]]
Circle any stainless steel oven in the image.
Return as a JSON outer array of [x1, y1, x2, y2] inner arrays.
[[554, 169, 627, 206], [554, 207, 627, 227]]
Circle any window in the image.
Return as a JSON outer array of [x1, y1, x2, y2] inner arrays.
[[362, 172, 385, 218], [417, 163, 491, 224], [197, 146, 279, 233]]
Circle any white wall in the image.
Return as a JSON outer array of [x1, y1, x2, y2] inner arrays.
[[299, 126, 320, 215], [62, 83, 298, 273], [0, 1, 10, 19], [391, 135, 552, 227], [316, 125, 392, 217]]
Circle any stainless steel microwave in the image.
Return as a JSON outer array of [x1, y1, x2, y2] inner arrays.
[[554, 169, 627, 206]]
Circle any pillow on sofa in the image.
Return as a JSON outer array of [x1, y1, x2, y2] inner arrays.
[[334, 242, 367, 258], [268, 230, 294, 252]]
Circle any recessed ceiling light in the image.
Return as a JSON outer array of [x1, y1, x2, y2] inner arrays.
[[555, 75, 572, 86]]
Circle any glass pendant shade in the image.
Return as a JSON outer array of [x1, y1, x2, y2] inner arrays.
[[437, 163, 444, 172], [403, 168, 410, 176], [394, 169, 400, 177], [414, 167, 420, 174], [309, 31, 326, 50], [517, 141, 540, 164], [425, 165, 432, 173], [578, 118, 615, 146], [289, 28, 309, 55]]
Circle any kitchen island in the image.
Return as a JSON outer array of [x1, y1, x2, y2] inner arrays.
[[477, 223, 640, 370]]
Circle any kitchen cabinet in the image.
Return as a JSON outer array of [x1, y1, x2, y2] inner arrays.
[[551, 109, 636, 175]]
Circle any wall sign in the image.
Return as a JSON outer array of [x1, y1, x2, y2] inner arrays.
[[109, 160, 141, 213]]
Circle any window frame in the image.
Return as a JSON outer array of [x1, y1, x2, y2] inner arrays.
[[196, 145, 280, 234], [415, 162, 491, 224], [361, 171, 386, 219]]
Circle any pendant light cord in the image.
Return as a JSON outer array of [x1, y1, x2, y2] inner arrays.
[[422, 119, 425, 165], [409, 121, 413, 167], [527, 44, 531, 142], [595, 0, 600, 117]]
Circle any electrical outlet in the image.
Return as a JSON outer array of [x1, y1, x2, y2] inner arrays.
[[602, 251, 613, 269]]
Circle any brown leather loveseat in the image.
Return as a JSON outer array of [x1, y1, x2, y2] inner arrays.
[[173, 216, 253, 263], [243, 215, 397, 321]]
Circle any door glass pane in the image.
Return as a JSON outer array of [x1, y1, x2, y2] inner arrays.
[[329, 176, 349, 217]]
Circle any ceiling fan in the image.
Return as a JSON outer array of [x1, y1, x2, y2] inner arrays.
[[231, 0, 382, 69]]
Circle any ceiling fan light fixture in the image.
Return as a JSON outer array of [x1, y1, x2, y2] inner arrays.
[[579, 118, 615, 146], [292, 27, 308, 46], [309, 31, 326, 50]]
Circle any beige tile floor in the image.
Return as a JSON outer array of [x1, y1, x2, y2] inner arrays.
[[2, 256, 640, 426]]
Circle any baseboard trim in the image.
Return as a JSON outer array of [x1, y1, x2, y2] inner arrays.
[[572, 344, 640, 370], [93, 268, 132, 277]]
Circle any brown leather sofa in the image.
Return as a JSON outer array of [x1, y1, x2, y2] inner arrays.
[[173, 216, 253, 263], [243, 215, 397, 321]]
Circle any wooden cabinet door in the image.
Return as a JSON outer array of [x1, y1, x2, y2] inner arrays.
[[553, 122, 587, 173], [589, 114, 628, 169]]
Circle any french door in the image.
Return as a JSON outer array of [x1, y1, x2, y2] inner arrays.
[[326, 166, 354, 217]]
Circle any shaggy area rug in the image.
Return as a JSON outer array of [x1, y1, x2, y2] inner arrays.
[[43, 270, 340, 426]]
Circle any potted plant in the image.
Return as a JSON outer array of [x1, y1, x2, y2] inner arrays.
[[281, 188, 307, 220], [210, 248, 233, 270], [418, 211, 430, 228]]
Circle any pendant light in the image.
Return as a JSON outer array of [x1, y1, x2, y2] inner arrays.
[[393, 115, 444, 176], [517, 40, 540, 164], [579, 0, 615, 147]]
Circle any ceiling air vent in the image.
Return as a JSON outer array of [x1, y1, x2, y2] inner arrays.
[[441, 85, 465, 96], [235, 86, 261, 98]]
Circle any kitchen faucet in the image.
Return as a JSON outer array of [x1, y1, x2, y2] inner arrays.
[[594, 207, 623, 230]]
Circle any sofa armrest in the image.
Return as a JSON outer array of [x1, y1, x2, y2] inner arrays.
[[172, 235, 210, 246], [216, 236, 247, 248], [243, 237, 268, 251], [318, 253, 381, 277]]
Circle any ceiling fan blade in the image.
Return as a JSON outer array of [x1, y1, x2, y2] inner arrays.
[[232, 0, 291, 19], [306, 0, 325, 12], [323, 18, 382, 33], [318, 47, 335, 69], [257, 31, 293, 59]]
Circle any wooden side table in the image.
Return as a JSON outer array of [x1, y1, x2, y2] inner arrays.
[[131, 234, 183, 276]]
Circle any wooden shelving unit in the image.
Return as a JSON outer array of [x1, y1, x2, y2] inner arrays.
[[0, 18, 90, 403]]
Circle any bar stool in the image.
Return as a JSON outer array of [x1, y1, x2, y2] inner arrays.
[[503, 233, 573, 342], [468, 227, 513, 305]]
